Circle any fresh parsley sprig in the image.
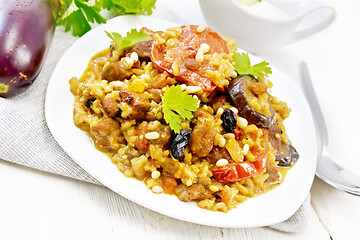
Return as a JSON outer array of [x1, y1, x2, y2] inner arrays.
[[233, 52, 272, 78], [57, 0, 157, 37], [106, 29, 149, 59], [157, 85, 200, 134], [106, 29, 149, 50]]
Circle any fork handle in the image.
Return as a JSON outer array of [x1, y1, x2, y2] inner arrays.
[[299, 62, 329, 150]]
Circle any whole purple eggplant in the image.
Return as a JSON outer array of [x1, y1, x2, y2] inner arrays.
[[0, 0, 58, 98]]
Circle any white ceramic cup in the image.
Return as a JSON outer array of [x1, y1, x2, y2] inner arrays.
[[198, 0, 336, 54]]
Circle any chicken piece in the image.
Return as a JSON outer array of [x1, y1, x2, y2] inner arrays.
[[206, 146, 233, 165], [189, 108, 216, 157], [147, 88, 162, 103], [175, 184, 209, 202], [90, 118, 123, 152], [119, 88, 151, 121], [131, 40, 154, 61], [102, 97, 120, 117], [152, 125, 172, 149], [102, 61, 132, 82]]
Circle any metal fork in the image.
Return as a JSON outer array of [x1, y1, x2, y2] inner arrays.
[[299, 62, 360, 196]]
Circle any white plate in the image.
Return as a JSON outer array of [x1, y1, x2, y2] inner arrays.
[[45, 15, 316, 228]]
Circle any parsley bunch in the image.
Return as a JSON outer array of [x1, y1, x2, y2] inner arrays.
[[57, 0, 157, 37]]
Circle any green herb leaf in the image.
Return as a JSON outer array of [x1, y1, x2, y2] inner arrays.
[[159, 85, 200, 133], [112, 0, 157, 15], [233, 52, 272, 78], [97, 0, 114, 10], [57, 0, 157, 37], [105, 29, 149, 59], [57, 0, 106, 37]]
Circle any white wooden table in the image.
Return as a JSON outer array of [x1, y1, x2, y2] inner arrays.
[[1, 0, 359, 239]]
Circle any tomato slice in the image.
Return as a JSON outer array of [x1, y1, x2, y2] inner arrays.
[[211, 130, 269, 183], [151, 25, 229, 93], [211, 151, 267, 183]]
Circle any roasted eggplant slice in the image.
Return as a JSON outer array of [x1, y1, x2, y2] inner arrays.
[[268, 123, 299, 166], [228, 76, 275, 128], [268, 123, 281, 150], [276, 142, 299, 167]]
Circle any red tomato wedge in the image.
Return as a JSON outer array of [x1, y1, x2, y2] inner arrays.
[[151, 25, 229, 93], [211, 130, 269, 183], [211, 150, 267, 183]]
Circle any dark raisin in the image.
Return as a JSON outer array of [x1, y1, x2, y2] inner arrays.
[[170, 129, 192, 160], [85, 98, 96, 108], [116, 110, 122, 118], [221, 108, 237, 132], [214, 194, 222, 200]]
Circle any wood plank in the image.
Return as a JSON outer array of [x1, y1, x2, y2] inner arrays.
[[311, 177, 360, 240], [0, 160, 330, 240]]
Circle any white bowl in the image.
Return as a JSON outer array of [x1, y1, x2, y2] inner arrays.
[[198, 0, 335, 53]]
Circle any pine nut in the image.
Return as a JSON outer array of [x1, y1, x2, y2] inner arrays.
[[243, 144, 249, 155], [223, 133, 235, 139], [231, 70, 238, 78], [200, 43, 210, 53], [186, 86, 202, 93], [218, 137, 226, 147], [197, 24, 206, 33], [230, 107, 238, 115], [172, 61, 180, 76], [130, 52, 138, 62], [151, 171, 161, 179], [180, 84, 187, 91], [124, 57, 134, 68], [145, 132, 160, 140], [237, 117, 248, 129], [217, 107, 224, 115], [195, 49, 204, 63], [151, 185, 163, 194], [216, 159, 229, 167]]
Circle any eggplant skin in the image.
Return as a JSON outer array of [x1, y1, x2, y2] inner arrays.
[[276, 143, 299, 167], [0, 0, 55, 98], [228, 76, 275, 128]]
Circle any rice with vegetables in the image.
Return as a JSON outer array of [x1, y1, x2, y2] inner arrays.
[[69, 25, 299, 212]]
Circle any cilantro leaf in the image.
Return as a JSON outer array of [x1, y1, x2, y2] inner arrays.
[[163, 107, 182, 134], [112, 0, 157, 15], [57, 0, 106, 37], [57, 0, 157, 37], [106, 29, 149, 59], [97, 0, 114, 10], [106, 29, 149, 50], [159, 85, 200, 133], [233, 52, 272, 78]]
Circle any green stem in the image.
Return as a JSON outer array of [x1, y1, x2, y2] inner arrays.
[[50, 0, 61, 22]]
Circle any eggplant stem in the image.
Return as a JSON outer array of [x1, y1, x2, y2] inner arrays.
[[0, 83, 9, 93]]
